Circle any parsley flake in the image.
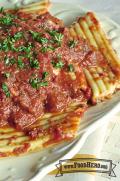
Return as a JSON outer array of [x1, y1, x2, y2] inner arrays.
[[38, 37, 48, 44], [48, 30, 63, 46], [14, 32, 23, 40], [42, 72, 49, 79], [3, 72, 10, 78], [0, 7, 4, 13], [68, 64, 74, 72], [17, 43, 32, 53], [29, 77, 48, 89], [4, 57, 16, 66], [0, 13, 14, 26], [30, 30, 48, 44], [29, 31, 39, 39], [29, 58, 39, 69], [1, 37, 17, 52], [41, 46, 55, 53], [17, 57, 25, 69], [2, 83, 10, 97], [2, 38, 10, 51], [68, 40, 77, 48], [51, 60, 64, 69]]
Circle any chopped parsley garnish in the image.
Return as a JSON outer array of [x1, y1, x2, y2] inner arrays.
[[2, 83, 10, 97], [4, 57, 16, 66], [0, 13, 14, 26], [54, 33, 63, 45], [29, 30, 48, 44], [29, 77, 39, 89], [17, 44, 32, 53], [68, 40, 77, 48], [29, 77, 48, 89], [25, 44, 32, 53], [51, 60, 64, 69], [16, 43, 33, 53], [48, 30, 58, 36], [48, 30, 63, 46], [4, 57, 10, 65], [0, 32, 25, 52], [41, 46, 55, 53], [1, 37, 32, 52], [42, 72, 49, 79], [0, 37, 16, 52], [25, 52, 33, 58], [10, 42, 17, 52], [29, 31, 39, 39], [29, 58, 39, 69], [1, 38, 10, 51], [17, 46, 26, 52], [68, 64, 74, 72], [10, 58, 16, 65], [38, 37, 48, 44], [51, 54, 64, 68], [3, 72, 10, 78], [17, 57, 25, 69], [14, 32, 23, 40], [0, 7, 4, 13]]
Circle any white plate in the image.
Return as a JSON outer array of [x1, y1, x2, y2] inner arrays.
[[0, 2, 120, 181]]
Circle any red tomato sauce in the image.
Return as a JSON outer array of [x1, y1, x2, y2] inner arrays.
[[0, 10, 109, 139]]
